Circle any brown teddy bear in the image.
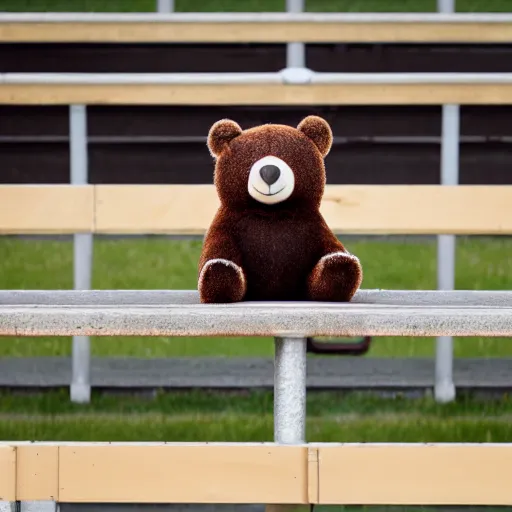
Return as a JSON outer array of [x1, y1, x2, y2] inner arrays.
[[198, 115, 363, 303]]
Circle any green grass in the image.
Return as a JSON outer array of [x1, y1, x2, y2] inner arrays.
[[0, 0, 510, 12], [0, 389, 511, 442], [3, 413, 511, 442], [0, 236, 510, 358]]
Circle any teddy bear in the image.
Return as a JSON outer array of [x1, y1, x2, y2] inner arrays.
[[197, 115, 363, 304]]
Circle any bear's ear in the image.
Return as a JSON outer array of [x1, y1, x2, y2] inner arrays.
[[207, 119, 243, 158], [297, 115, 333, 157]]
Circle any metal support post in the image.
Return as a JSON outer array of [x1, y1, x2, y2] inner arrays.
[[157, 0, 174, 12], [437, 0, 455, 11], [286, 0, 305, 68], [434, 0, 458, 404], [70, 104, 92, 404], [266, 337, 308, 512], [20, 502, 58, 512]]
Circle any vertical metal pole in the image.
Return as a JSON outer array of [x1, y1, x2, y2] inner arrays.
[[20, 502, 58, 512], [70, 104, 92, 404], [286, 0, 305, 68], [157, 0, 174, 12], [435, 0, 458, 404], [266, 337, 308, 512], [274, 337, 306, 444], [437, 0, 455, 11]]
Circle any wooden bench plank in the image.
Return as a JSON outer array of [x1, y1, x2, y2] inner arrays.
[[317, 443, 512, 505], [0, 446, 16, 502], [1, 13, 512, 43], [2, 184, 512, 234], [57, 443, 307, 504], [2, 81, 512, 106], [15, 446, 58, 502], [0, 185, 94, 234], [95, 184, 512, 235]]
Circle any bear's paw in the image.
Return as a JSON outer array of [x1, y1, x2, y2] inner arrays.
[[198, 258, 246, 303], [307, 251, 363, 302]]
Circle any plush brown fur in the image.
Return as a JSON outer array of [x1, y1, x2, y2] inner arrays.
[[198, 115, 363, 303]]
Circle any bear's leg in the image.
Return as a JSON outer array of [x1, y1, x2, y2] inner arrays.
[[199, 258, 246, 303], [307, 251, 363, 302]]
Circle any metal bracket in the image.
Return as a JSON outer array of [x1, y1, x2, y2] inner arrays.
[[306, 336, 372, 356]]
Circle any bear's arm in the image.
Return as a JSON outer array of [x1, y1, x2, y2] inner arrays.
[[307, 215, 363, 302], [316, 215, 350, 255], [199, 218, 243, 271], [198, 213, 246, 303]]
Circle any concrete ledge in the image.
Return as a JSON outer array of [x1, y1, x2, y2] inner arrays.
[[1, 302, 512, 337], [1, 289, 512, 307]]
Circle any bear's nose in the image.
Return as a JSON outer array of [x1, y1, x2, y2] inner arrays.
[[260, 165, 280, 186]]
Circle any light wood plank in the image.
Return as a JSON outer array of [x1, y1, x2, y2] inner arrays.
[[317, 443, 512, 505], [95, 184, 219, 235], [95, 184, 512, 235], [58, 443, 307, 504], [2, 83, 512, 105], [307, 448, 319, 504], [320, 185, 512, 235], [16, 445, 58, 501], [0, 446, 16, 501], [1, 184, 511, 235], [0, 185, 94, 234], [1, 21, 512, 43]]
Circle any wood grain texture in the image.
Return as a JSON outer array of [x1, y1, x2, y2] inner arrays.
[[0, 185, 94, 234], [320, 185, 512, 235], [95, 184, 218, 234], [0, 446, 16, 501], [1, 442, 512, 505], [0, 21, 511, 43], [95, 184, 512, 235], [2, 83, 512, 106], [307, 448, 319, 504], [16, 445, 58, 501], [1, 184, 511, 235], [317, 443, 512, 505], [58, 443, 308, 504]]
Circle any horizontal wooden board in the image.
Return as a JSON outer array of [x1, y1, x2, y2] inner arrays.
[[0, 446, 16, 501], [2, 83, 512, 106], [95, 184, 218, 234], [1, 21, 512, 43], [2, 184, 512, 235], [2, 442, 512, 505], [317, 443, 512, 505], [15, 445, 58, 501], [0, 185, 94, 234], [58, 443, 307, 503], [320, 185, 512, 235], [96, 184, 512, 235]]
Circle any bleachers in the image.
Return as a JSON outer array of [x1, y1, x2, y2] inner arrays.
[[1, 9, 512, 405], [1, 5, 512, 511]]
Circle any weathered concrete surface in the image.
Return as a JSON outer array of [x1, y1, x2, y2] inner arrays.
[[1, 357, 512, 391], [1, 302, 511, 337], [1, 289, 512, 307]]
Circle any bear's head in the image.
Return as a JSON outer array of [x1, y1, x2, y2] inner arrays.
[[207, 115, 332, 210]]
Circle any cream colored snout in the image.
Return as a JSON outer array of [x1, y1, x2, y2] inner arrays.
[[247, 155, 295, 205]]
